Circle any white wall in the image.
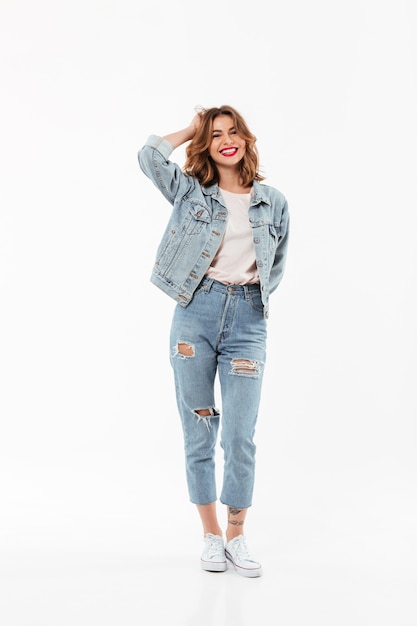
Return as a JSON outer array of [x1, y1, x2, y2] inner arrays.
[[1, 0, 416, 580]]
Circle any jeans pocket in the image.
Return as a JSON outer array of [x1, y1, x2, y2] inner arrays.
[[248, 291, 264, 313]]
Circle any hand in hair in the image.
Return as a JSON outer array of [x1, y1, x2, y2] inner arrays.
[[190, 112, 202, 133]]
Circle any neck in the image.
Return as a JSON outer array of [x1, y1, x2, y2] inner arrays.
[[218, 169, 250, 194]]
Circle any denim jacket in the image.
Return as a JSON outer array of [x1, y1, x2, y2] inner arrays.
[[138, 135, 289, 318]]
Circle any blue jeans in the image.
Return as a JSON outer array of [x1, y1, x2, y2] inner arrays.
[[169, 277, 267, 509]]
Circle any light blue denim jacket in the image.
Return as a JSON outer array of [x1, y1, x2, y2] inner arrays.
[[138, 135, 290, 318]]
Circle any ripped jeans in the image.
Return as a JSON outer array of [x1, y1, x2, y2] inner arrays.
[[169, 277, 267, 509]]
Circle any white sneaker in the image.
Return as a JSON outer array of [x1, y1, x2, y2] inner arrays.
[[201, 533, 227, 572], [225, 535, 262, 577]]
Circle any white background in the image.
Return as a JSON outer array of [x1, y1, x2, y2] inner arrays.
[[1, 1, 416, 624]]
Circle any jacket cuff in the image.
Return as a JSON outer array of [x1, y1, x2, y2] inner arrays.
[[143, 135, 174, 160]]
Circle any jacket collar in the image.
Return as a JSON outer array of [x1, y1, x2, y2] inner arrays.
[[201, 180, 271, 206]]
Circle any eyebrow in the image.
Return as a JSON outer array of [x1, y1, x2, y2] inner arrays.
[[212, 126, 236, 134]]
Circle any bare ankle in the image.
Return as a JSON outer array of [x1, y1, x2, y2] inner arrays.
[[196, 502, 223, 537], [226, 505, 246, 541]]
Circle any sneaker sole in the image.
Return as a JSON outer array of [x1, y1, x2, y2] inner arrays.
[[201, 560, 227, 572], [225, 552, 263, 578]]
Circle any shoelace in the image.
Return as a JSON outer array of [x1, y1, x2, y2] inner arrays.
[[230, 536, 256, 562], [206, 535, 224, 558]]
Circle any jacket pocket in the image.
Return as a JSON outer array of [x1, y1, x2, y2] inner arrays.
[[186, 200, 211, 224]]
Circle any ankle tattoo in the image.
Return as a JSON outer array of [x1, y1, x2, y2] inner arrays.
[[228, 506, 244, 526], [228, 507, 242, 516]]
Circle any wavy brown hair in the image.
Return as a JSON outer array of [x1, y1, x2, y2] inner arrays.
[[183, 105, 265, 187]]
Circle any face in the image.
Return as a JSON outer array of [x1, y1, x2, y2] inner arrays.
[[208, 115, 246, 169]]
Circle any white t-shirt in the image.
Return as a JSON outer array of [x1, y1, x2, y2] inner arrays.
[[206, 187, 259, 285]]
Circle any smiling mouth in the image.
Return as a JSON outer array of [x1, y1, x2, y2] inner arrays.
[[220, 147, 238, 157]]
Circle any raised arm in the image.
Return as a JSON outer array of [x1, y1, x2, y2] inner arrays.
[[162, 113, 202, 149]]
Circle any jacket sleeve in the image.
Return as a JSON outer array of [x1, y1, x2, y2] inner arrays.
[[137, 135, 190, 205], [269, 200, 290, 294]]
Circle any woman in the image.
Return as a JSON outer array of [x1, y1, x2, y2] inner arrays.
[[138, 105, 289, 577]]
